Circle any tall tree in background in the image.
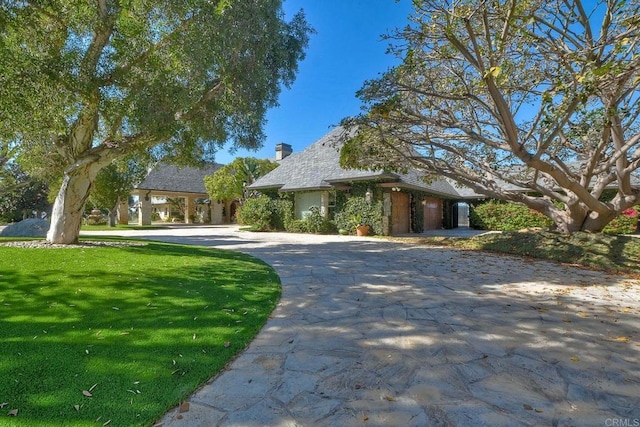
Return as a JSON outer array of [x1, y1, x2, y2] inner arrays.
[[0, 164, 49, 223], [204, 157, 278, 202], [342, 0, 640, 233], [0, 0, 311, 243], [88, 159, 147, 227]]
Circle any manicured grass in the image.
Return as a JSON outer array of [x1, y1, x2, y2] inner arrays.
[[0, 240, 280, 426], [398, 230, 640, 275]]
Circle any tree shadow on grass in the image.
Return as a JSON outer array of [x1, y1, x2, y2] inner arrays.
[[0, 242, 280, 426], [469, 231, 639, 274]]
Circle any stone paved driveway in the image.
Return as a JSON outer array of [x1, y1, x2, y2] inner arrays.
[[85, 226, 640, 426]]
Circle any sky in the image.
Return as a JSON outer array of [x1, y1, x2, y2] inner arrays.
[[214, 0, 414, 164]]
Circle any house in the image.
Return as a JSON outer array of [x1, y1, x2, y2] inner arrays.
[[132, 163, 237, 225], [248, 126, 477, 235]]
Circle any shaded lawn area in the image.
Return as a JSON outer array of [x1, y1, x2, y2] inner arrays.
[[0, 240, 280, 426], [398, 231, 640, 276]]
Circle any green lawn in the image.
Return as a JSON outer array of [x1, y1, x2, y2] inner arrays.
[[0, 240, 280, 426]]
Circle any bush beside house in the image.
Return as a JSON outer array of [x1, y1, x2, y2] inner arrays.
[[470, 200, 555, 231], [237, 194, 382, 235], [471, 200, 639, 234], [333, 196, 383, 235], [237, 196, 335, 233]]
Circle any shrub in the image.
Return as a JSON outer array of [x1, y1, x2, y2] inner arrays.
[[303, 206, 337, 234], [238, 196, 339, 234], [285, 219, 308, 233], [272, 198, 294, 230], [334, 196, 383, 235], [237, 196, 297, 232], [603, 207, 638, 235], [236, 196, 273, 231], [471, 200, 553, 231]]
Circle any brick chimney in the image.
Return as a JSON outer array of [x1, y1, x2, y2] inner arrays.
[[275, 143, 292, 161]]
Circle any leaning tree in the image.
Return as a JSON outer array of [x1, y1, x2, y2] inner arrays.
[[341, 0, 640, 233], [0, 0, 311, 243]]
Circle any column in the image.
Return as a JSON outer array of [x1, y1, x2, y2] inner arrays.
[[138, 193, 152, 226], [320, 191, 329, 218], [117, 199, 129, 225], [185, 197, 195, 224]]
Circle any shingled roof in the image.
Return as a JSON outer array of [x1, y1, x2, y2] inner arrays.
[[248, 126, 466, 198], [135, 163, 222, 194]]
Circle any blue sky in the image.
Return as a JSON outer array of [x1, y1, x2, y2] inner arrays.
[[215, 0, 413, 164]]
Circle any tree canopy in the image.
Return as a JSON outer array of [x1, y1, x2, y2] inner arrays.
[[204, 157, 278, 202], [0, 163, 49, 223], [342, 0, 640, 233], [0, 0, 311, 243]]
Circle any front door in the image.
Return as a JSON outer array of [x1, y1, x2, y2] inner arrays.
[[391, 192, 410, 234], [423, 197, 443, 230]]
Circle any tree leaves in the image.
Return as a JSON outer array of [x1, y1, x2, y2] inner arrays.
[[83, 383, 98, 397], [2, 0, 313, 244], [203, 157, 278, 202], [346, 0, 640, 233], [484, 66, 502, 78]]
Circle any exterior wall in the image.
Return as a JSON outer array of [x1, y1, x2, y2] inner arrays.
[[211, 200, 224, 224], [382, 192, 392, 236]]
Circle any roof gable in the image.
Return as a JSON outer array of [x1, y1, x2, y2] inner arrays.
[[135, 163, 222, 194], [249, 127, 465, 197], [250, 126, 387, 191]]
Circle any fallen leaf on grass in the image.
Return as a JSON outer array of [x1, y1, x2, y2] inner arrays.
[[224, 342, 230, 348], [0, 403, 7, 409], [82, 390, 93, 397], [8, 409, 18, 416], [74, 405, 80, 411]]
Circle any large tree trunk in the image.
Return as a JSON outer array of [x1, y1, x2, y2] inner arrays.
[[108, 199, 118, 228], [550, 205, 617, 234], [47, 163, 102, 244]]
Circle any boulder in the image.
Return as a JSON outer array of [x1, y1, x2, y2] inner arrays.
[[0, 218, 50, 237]]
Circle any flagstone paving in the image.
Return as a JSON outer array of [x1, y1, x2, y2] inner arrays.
[[85, 226, 640, 427]]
